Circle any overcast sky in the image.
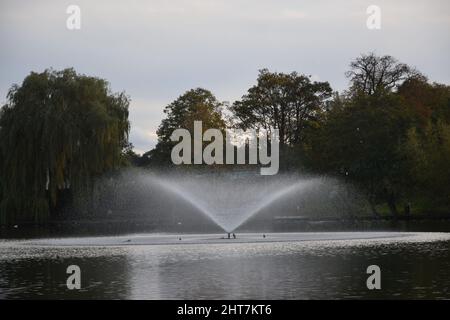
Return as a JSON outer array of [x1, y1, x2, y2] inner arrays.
[[1, 0, 449, 153]]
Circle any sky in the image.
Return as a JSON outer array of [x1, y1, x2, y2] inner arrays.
[[1, 0, 449, 154]]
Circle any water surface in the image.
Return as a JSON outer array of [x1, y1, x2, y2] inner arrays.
[[0, 232, 449, 299]]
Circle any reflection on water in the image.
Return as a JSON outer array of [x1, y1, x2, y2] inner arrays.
[[0, 236, 449, 299]]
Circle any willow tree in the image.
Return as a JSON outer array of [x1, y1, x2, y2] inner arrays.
[[0, 69, 130, 224]]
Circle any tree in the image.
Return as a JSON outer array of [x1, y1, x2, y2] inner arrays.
[[397, 76, 450, 126], [0, 68, 130, 224], [309, 92, 414, 217], [146, 88, 226, 165], [346, 53, 416, 96], [306, 53, 438, 217], [231, 69, 332, 150], [398, 79, 450, 211], [402, 123, 450, 210]]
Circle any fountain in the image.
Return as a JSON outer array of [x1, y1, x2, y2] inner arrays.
[[150, 173, 319, 233], [75, 168, 367, 235], [8, 169, 450, 247]]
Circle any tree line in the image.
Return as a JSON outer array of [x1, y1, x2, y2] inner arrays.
[[144, 52, 450, 217], [1, 53, 449, 224]]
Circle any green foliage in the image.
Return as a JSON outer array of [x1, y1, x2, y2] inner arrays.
[[2, 52, 449, 223], [0, 68, 130, 224], [309, 93, 413, 215], [305, 54, 450, 217], [138, 53, 450, 217], [230, 69, 332, 149], [146, 88, 226, 165], [395, 78, 450, 211], [402, 123, 450, 205]]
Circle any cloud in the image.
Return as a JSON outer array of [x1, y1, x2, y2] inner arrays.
[[129, 127, 158, 155], [1, 0, 449, 153], [127, 98, 166, 153]]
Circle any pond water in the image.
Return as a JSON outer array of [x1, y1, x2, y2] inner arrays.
[[0, 232, 449, 299]]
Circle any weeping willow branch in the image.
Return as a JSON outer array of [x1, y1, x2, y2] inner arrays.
[[0, 68, 130, 224]]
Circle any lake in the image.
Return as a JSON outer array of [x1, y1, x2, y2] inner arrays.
[[0, 232, 449, 299]]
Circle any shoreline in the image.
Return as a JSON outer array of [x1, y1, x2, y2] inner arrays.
[[2, 214, 450, 228]]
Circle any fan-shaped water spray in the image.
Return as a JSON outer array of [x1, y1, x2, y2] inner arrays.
[[81, 169, 366, 233], [144, 173, 321, 232]]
